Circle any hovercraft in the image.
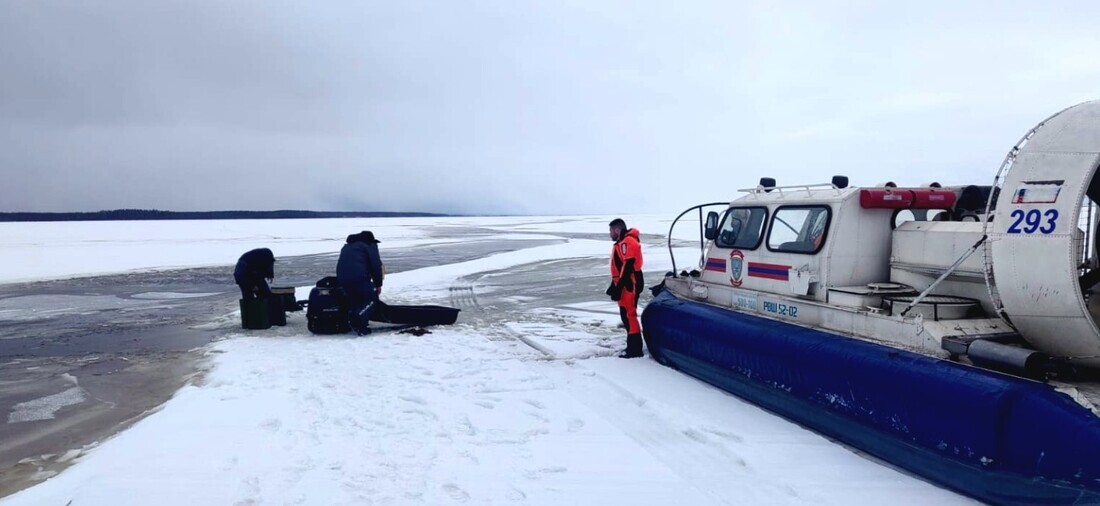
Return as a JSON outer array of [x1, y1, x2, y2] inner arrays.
[[642, 100, 1100, 505]]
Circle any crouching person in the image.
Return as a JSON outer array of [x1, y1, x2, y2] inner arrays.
[[337, 231, 385, 335], [234, 248, 275, 299]]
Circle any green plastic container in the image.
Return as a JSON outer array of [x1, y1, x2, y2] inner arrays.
[[240, 298, 272, 329]]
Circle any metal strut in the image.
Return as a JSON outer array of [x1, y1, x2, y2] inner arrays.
[[666, 202, 728, 276], [900, 235, 988, 317]]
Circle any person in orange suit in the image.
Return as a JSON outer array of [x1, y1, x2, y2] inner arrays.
[[606, 218, 644, 358]]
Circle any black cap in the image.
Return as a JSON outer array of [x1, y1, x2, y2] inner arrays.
[[608, 218, 627, 230], [359, 231, 380, 243]]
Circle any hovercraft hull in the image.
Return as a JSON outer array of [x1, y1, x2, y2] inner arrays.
[[642, 289, 1100, 505]]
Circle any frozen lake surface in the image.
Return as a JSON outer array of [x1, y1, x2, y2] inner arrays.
[[0, 216, 973, 505]]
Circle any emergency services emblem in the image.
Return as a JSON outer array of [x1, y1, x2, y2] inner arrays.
[[729, 250, 745, 287]]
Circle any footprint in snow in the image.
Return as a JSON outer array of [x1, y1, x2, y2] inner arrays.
[[457, 415, 478, 436], [523, 427, 549, 439], [399, 395, 428, 406], [259, 418, 282, 432], [523, 399, 545, 409], [402, 407, 439, 421], [506, 486, 527, 501], [442, 483, 470, 502], [566, 419, 585, 432], [702, 427, 745, 443], [525, 466, 567, 479], [682, 428, 711, 444], [459, 450, 480, 465]]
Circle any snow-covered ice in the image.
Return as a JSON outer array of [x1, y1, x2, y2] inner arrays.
[[0, 216, 974, 505], [0, 216, 625, 284]]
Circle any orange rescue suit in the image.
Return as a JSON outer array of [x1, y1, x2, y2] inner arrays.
[[610, 228, 644, 334]]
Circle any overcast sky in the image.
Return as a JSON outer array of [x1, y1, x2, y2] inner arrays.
[[1, 1, 1098, 215]]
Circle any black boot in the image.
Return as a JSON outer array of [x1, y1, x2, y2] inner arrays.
[[618, 333, 643, 358], [348, 311, 371, 336]]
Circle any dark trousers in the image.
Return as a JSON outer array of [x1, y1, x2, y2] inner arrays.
[[237, 276, 272, 299], [343, 279, 378, 331]]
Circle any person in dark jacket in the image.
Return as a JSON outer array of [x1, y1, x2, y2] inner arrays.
[[337, 231, 385, 335], [234, 248, 275, 299]]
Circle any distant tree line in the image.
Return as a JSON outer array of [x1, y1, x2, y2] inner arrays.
[[0, 209, 450, 222]]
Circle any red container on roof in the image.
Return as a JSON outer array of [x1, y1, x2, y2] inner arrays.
[[860, 188, 915, 209], [911, 188, 957, 209]]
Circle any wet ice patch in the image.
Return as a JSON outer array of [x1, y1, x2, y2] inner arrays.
[[0, 294, 152, 322], [8, 387, 87, 423], [131, 292, 220, 300]]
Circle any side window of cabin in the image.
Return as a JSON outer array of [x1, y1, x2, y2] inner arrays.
[[715, 207, 767, 249], [767, 206, 831, 254]]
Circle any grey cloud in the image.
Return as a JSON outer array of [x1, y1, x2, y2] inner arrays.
[[2, 0, 1100, 215]]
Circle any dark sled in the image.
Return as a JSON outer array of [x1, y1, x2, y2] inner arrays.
[[371, 301, 460, 326]]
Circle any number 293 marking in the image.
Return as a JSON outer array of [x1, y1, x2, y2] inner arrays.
[[1007, 208, 1058, 234]]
